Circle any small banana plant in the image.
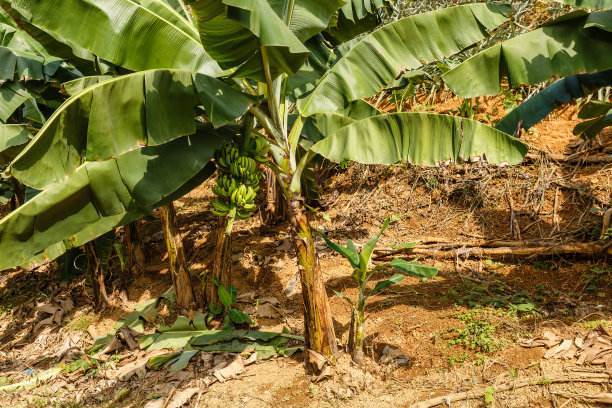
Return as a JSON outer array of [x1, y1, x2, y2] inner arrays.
[[314, 216, 438, 364], [209, 277, 255, 330]]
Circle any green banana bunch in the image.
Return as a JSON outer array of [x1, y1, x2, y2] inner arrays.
[[230, 156, 256, 178], [215, 144, 240, 171], [248, 136, 270, 163], [212, 137, 267, 221]]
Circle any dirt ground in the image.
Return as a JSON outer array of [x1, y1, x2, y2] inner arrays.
[[0, 94, 610, 408]]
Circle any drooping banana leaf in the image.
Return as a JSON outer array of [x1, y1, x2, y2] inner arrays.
[[309, 113, 528, 166], [573, 100, 612, 139], [0, 123, 29, 163], [495, 69, 612, 135], [554, 0, 612, 9], [187, 0, 309, 81], [297, 3, 513, 116], [443, 10, 612, 98], [9, 69, 252, 190], [0, 130, 227, 271], [9, 0, 223, 76]]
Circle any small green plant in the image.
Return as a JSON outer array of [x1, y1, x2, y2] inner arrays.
[[209, 278, 255, 329], [315, 216, 438, 364], [447, 309, 501, 353], [580, 267, 610, 294], [448, 352, 469, 367], [484, 386, 495, 404]]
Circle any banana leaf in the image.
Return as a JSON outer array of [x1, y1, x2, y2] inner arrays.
[[495, 69, 612, 135], [0, 124, 29, 164], [9, 0, 223, 76], [554, 0, 612, 9], [309, 112, 528, 166], [9, 69, 252, 190], [0, 130, 228, 271], [187, 0, 309, 81], [443, 10, 612, 98], [573, 100, 612, 139], [297, 3, 512, 116]]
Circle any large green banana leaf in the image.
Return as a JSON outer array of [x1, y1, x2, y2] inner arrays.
[[310, 113, 529, 166], [8, 0, 224, 76], [495, 69, 612, 135], [187, 0, 309, 81], [9, 69, 252, 190], [443, 11, 612, 98], [554, 0, 612, 8], [0, 1, 99, 75], [296, 3, 512, 117], [0, 123, 29, 163], [0, 131, 226, 271]]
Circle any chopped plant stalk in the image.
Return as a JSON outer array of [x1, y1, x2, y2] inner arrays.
[[315, 216, 438, 364]]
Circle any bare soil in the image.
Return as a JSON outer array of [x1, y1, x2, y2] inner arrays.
[[0, 96, 610, 408]]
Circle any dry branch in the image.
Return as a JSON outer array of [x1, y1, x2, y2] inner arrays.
[[369, 240, 611, 260], [525, 152, 612, 164], [414, 371, 612, 408]]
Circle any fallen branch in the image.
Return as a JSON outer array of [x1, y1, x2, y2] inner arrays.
[[370, 240, 611, 260], [414, 371, 612, 408], [525, 152, 612, 164]]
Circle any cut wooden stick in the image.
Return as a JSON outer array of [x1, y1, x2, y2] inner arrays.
[[525, 152, 612, 164], [414, 371, 612, 408], [371, 241, 611, 260]]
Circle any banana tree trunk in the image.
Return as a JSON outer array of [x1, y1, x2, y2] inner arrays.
[[159, 202, 195, 311], [288, 198, 337, 361], [86, 242, 109, 311], [353, 311, 365, 365], [206, 216, 232, 307]]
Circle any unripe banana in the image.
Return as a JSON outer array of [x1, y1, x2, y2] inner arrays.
[[213, 199, 230, 212], [212, 209, 229, 217]]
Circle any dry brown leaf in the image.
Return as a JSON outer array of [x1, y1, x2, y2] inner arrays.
[[166, 387, 200, 408], [143, 398, 166, 408], [212, 356, 244, 383], [545, 339, 572, 359], [117, 357, 149, 381]]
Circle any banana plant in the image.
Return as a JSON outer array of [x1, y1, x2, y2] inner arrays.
[[0, 1, 531, 365], [315, 216, 438, 364]]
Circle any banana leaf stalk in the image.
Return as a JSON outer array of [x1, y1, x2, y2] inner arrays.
[[159, 202, 195, 311]]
